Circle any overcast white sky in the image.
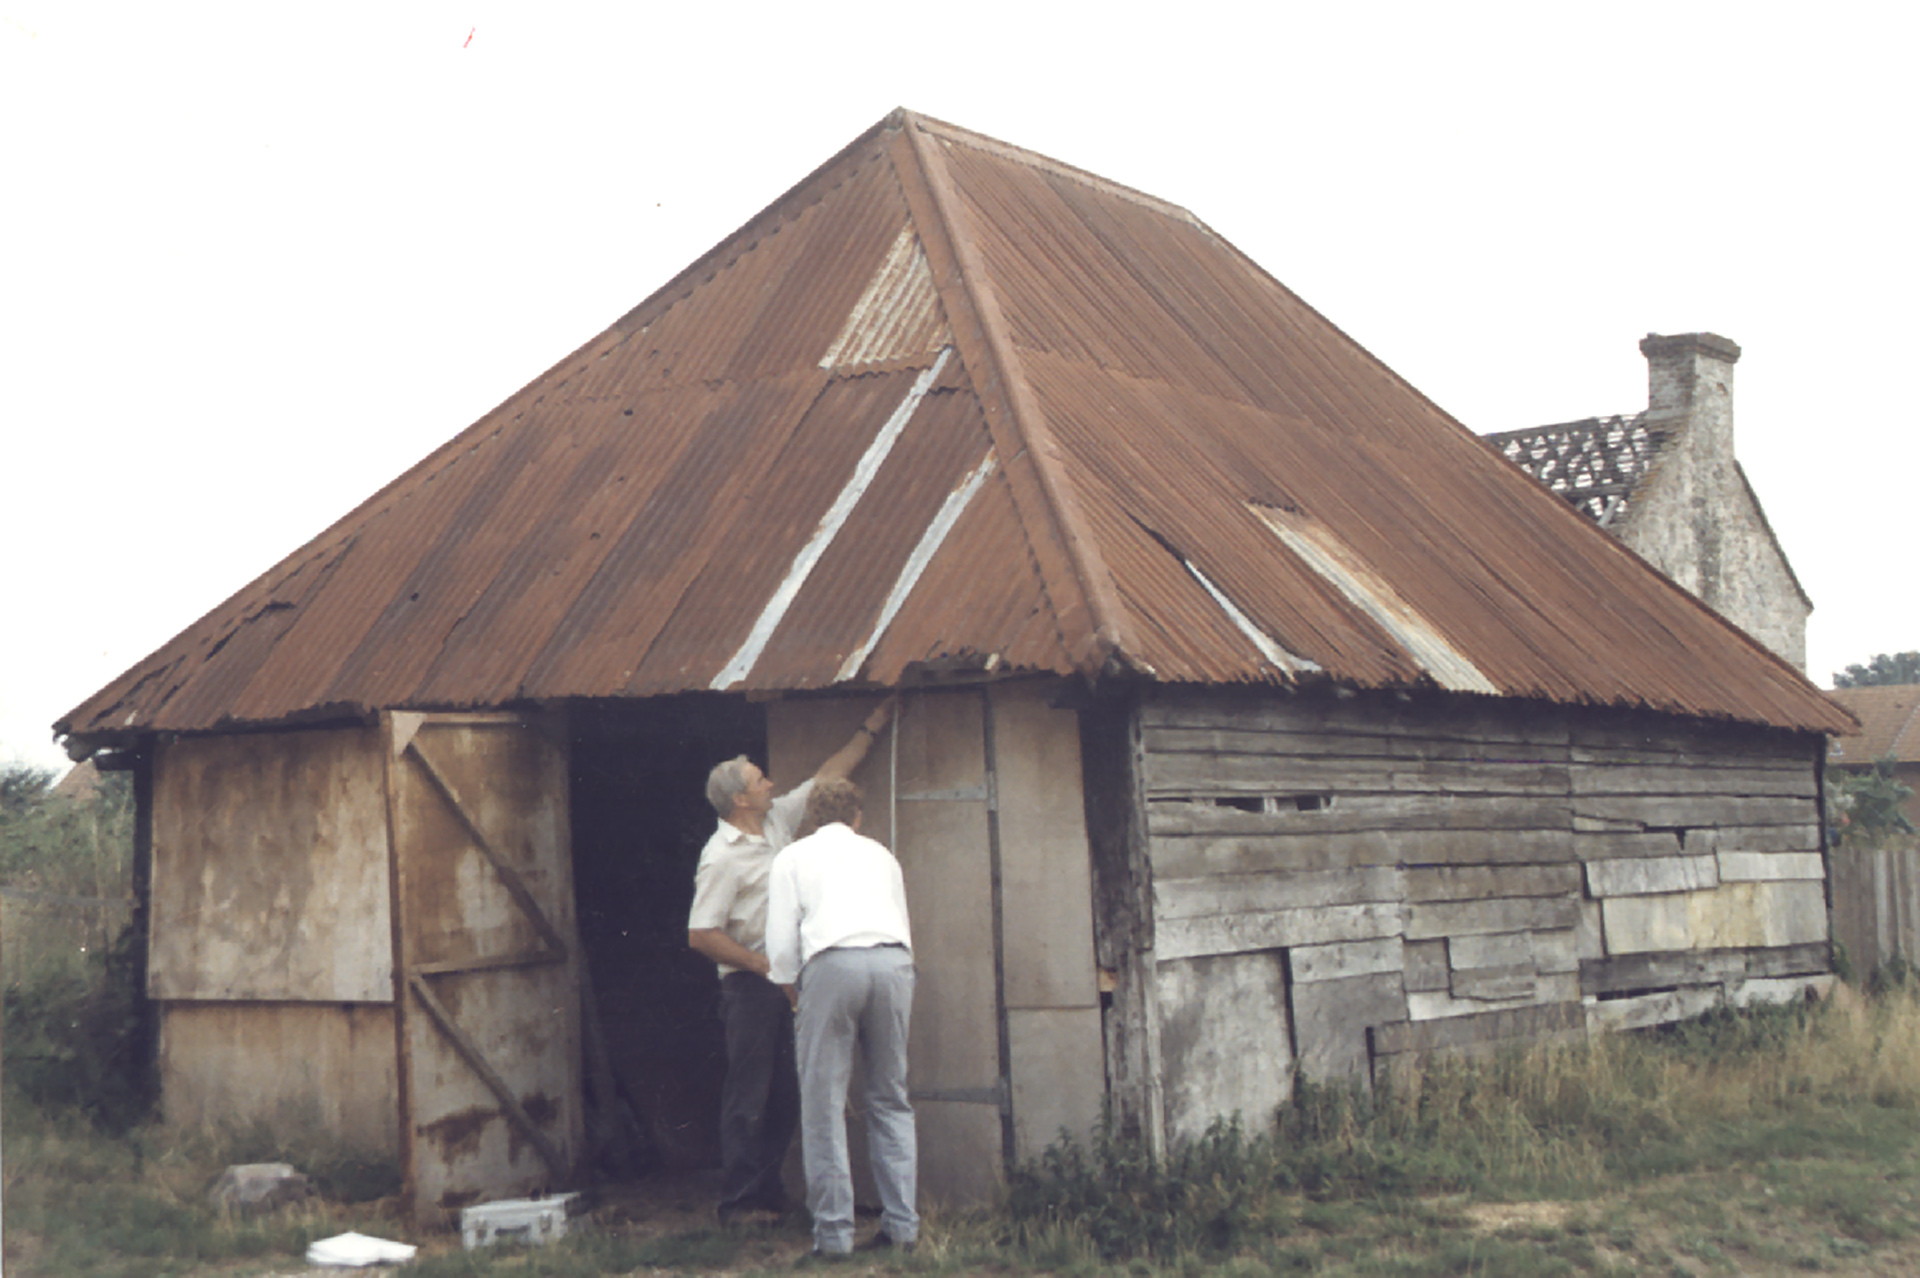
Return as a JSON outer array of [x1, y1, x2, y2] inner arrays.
[[3, 3, 1914, 774]]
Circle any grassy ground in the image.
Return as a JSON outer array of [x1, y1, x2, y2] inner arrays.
[[11, 983, 1920, 1276]]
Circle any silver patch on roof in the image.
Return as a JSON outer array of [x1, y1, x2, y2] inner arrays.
[[836, 450, 999, 683], [819, 225, 952, 369], [1251, 504, 1498, 695], [1182, 557, 1319, 678], [713, 347, 954, 689]]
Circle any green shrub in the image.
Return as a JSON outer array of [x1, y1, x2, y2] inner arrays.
[[1007, 1114, 1292, 1260], [4, 902, 155, 1132], [2, 762, 153, 1131]]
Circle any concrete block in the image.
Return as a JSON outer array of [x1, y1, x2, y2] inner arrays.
[[1404, 939, 1450, 992], [1405, 896, 1578, 941], [1291, 970, 1406, 1082], [1450, 964, 1537, 1002], [1584, 985, 1723, 1033], [208, 1163, 313, 1214], [1576, 899, 1605, 960], [1157, 901, 1404, 961], [994, 684, 1099, 1009], [1729, 974, 1834, 1008]]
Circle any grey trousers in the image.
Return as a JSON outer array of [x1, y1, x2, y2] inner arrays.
[[794, 944, 918, 1253]]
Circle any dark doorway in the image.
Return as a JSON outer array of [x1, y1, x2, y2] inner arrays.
[[569, 694, 765, 1175]]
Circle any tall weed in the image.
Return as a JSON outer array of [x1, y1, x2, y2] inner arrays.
[[1009, 988, 1920, 1264]]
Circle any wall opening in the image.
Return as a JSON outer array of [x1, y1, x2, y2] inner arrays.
[[1164, 793, 1333, 814], [569, 694, 765, 1179]]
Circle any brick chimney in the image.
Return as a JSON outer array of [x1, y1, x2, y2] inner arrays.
[[1641, 331, 1740, 463], [1635, 332, 1742, 623]]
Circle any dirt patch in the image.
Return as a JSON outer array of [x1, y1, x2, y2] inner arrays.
[[1462, 1199, 1571, 1232]]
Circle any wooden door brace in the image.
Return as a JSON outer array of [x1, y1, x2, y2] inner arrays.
[[405, 735, 569, 966], [408, 974, 568, 1179]]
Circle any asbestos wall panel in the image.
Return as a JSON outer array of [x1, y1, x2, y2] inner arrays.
[[768, 693, 897, 845], [914, 1101, 1004, 1205], [775, 692, 1003, 1134], [1007, 1007, 1104, 1161], [1601, 881, 1828, 955], [991, 682, 1099, 1011], [150, 727, 391, 1002], [1290, 969, 1407, 1080], [895, 797, 999, 1092], [1156, 951, 1292, 1143], [159, 1001, 397, 1156]]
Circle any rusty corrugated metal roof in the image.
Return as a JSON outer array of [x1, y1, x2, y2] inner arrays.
[[59, 109, 1854, 749]]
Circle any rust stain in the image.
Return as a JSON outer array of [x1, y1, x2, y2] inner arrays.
[[506, 1092, 561, 1164], [420, 1105, 495, 1161]]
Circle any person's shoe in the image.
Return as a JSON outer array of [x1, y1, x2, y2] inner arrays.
[[857, 1230, 916, 1252], [794, 1246, 850, 1266]]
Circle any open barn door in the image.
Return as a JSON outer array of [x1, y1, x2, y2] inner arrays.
[[384, 711, 583, 1222]]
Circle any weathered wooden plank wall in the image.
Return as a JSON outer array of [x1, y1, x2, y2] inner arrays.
[[1130, 688, 1830, 1131]]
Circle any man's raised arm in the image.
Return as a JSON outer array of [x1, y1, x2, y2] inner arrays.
[[812, 697, 898, 785]]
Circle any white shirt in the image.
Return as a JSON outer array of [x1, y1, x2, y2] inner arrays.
[[765, 822, 913, 986], [687, 779, 814, 975]]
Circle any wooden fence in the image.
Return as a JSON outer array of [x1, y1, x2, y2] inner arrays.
[[1829, 841, 1920, 979]]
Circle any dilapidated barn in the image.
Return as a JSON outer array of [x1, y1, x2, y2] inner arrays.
[[58, 109, 1854, 1219]]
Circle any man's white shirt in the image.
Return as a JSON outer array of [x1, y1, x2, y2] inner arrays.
[[765, 822, 912, 987]]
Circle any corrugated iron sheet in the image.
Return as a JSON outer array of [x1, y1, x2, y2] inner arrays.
[[58, 110, 1853, 748]]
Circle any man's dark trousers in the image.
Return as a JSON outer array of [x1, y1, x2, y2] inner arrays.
[[717, 971, 799, 1215]]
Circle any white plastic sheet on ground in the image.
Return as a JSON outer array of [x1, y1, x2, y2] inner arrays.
[[304, 1231, 418, 1267]]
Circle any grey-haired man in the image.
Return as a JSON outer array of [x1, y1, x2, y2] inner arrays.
[[687, 701, 895, 1223]]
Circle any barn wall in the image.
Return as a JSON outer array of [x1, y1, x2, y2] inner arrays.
[[159, 1002, 398, 1155], [150, 727, 392, 1002], [990, 682, 1103, 1162], [1134, 687, 1828, 1138], [149, 726, 397, 1152]]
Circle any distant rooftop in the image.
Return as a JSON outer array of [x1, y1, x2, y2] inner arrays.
[[1828, 685, 1920, 766]]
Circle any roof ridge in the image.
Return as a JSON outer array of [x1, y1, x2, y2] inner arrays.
[[891, 112, 1132, 672], [901, 109, 1203, 229], [1484, 411, 1652, 442]]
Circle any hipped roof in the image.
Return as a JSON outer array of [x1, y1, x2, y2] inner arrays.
[[1828, 686, 1920, 766], [59, 110, 1853, 751]]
